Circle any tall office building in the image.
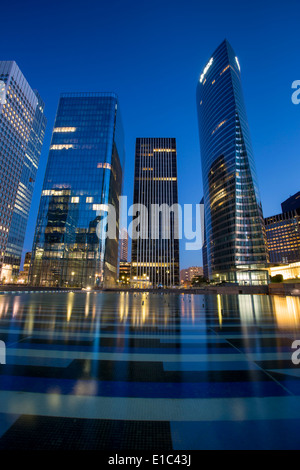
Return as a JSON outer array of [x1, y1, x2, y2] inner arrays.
[[265, 192, 300, 264], [131, 137, 180, 287], [0, 61, 46, 281], [196, 40, 268, 285], [281, 192, 300, 213], [30, 92, 125, 288]]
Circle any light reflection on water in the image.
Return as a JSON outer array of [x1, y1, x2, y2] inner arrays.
[[0, 291, 299, 334]]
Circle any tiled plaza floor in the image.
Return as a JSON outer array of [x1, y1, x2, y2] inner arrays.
[[0, 291, 300, 449]]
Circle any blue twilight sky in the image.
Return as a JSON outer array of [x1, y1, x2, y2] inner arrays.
[[2, 0, 300, 269]]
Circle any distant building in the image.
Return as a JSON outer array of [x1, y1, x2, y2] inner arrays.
[[265, 198, 300, 264], [18, 252, 31, 284], [281, 192, 300, 213], [0, 62, 46, 282], [269, 261, 300, 281], [29, 92, 125, 288], [131, 137, 180, 287], [120, 228, 128, 262], [180, 266, 204, 285], [119, 261, 131, 286]]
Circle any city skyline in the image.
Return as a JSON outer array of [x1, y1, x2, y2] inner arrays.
[[1, 0, 299, 270]]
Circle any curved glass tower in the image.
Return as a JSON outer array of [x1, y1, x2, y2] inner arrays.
[[196, 40, 268, 285]]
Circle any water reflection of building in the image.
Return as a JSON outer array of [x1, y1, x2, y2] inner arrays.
[[29, 93, 125, 288], [196, 40, 268, 285], [204, 293, 273, 328], [269, 262, 300, 281]]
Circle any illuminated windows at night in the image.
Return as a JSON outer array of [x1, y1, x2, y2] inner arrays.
[[211, 119, 227, 135], [131, 137, 180, 287], [53, 127, 76, 133]]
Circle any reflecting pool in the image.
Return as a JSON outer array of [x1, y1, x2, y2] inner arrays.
[[0, 291, 300, 449]]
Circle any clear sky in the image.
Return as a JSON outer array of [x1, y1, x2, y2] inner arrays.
[[2, 0, 300, 269]]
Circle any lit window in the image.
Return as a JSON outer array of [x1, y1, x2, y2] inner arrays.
[[71, 197, 79, 203], [235, 57, 241, 72], [86, 197, 93, 203], [153, 177, 177, 181], [93, 204, 109, 211]]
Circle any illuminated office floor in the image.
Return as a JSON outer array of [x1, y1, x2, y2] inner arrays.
[[0, 291, 300, 450]]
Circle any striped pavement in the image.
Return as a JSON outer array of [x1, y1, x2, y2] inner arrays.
[[0, 291, 299, 449]]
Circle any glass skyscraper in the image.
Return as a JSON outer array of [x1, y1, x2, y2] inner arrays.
[[196, 40, 268, 285], [131, 137, 180, 287], [30, 92, 125, 288], [265, 193, 300, 264], [0, 61, 46, 281]]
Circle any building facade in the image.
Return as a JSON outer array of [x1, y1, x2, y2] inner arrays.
[[265, 209, 300, 264], [196, 40, 268, 285], [29, 92, 125, 288], [120, 227, 128, 262], [131, 137, 180, 287], [0, 62, 46, 281], [18, 251, 31, 284]]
